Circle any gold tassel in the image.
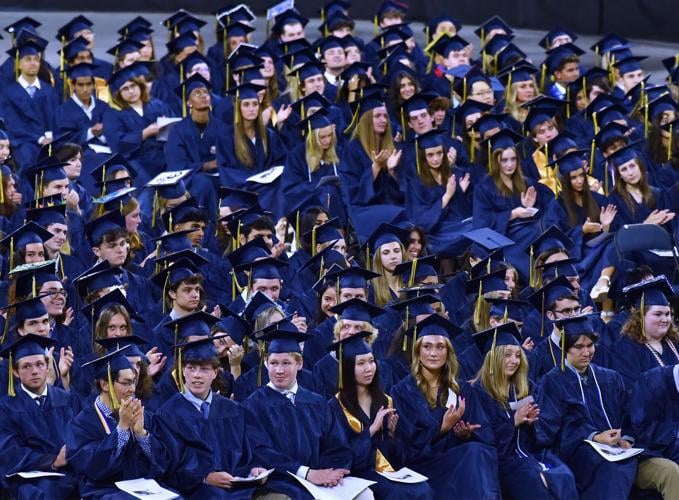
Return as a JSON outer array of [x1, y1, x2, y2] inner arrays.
[[338, 344, 343, 389], [540, 294, 545, 337], [162, 274, 170, 314], [560, 325, 566, 371], [408, 258, 418, 288], [641, 293, 646, 339], [489, 328, 498, 375], [540, 64, 546, 93], [401, 108, 407, 142], [504, 72, 512, 103], [470, 133, 476, 163], [411, 323, 417, 360], [528, 246, 535, 288], [177, 348, 185, 392], [668, 125, 673, 162], [151, 190, 159, 228], [294, 210, 301, 249], [8, 352, 15, 397], [9, 237, 14, 271], [311, 226, 317, 257], [108, 362, 120, 410], [473, 281, 483, 326], [257, 341, 266, 386]]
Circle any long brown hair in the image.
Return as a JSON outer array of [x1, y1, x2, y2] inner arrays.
[[121, 197, 144, 253], [613, 157, 655, 215], [371, 244, 405, 307], [417, 145, 451, 187], [112, 76, 150, 109], [233, 98, 268, 168], [412, 336, 460, 407], [94, 305, 133, 356], [352, 109, 395, 157], [621, 307, 679, 343], [559, 168, 601, 226], [490, 147, 527, 197]]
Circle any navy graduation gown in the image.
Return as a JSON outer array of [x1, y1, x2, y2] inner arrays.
[[391, 375, 501, 499], [0, 386, 81, 498], [55, 96, 109, 146], [403, 171, 473, 254], [534, 364, 638, 499], [327, 396, 435, 499], [1, 79, 58, 171], [102, 99, 173, 186], [471, 381, 578, 500], [216, 123, 287, 218], [281, 142, 347, 223], [66, 401, 169, 498], [153, 392, 258, 499], [472, 175, 549, 282], [243, 385, 353, 499], [630, 365, 679, 462], [233, 363, 315, 402], [611, 335, 679, 391], [164, 114, 220, 218]]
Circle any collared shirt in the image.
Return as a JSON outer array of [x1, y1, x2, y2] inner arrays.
[[72, 93, 95, 119], [18, 74, 41, 92], [21, 383, 47, 404], [182, 388, 213, 413], [324, 71, 338, 86], [94, 395, 153, 458]]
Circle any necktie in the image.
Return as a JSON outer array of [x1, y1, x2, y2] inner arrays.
[[26, 85, 36, 98], [200, 401, 210, 420], [36, 395, 46, 407], [284, 391, 295, 405]]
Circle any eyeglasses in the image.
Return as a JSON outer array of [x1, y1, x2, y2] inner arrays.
[[114, 378, 138, 387], [44, 288, 67, 297]]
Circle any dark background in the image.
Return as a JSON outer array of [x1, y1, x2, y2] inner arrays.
[[7, 0, 679, 43]]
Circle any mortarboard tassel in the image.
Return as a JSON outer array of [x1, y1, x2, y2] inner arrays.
[[539, 64, 547, 94], [402, 306, 409, 351], [338, 344, 343, 389], [107, 362, 120, 409], [408, 258, 418, 288], [528, 245, 535, 288], [8, 353, 15, 397], [641, 293, 646, 339], [540, 293, 545, 337], [473, 281, 483, 326], [489, 327, 498, 375], [401, 108, 407, 142], [311, 226, 317, 257], [668, 125, 673, 163], [411, 322, 417, 360], [177, 347, 185, 393], [560, 325, 566, 371], [162, 274, 170, 314], [257, 341, 267, 386]]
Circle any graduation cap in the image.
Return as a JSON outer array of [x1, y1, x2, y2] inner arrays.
[[291, 91, 331, 119], [299, 245, 347, 282], [607, 142, 644, 169], [272, 8, 309, 34], [469, 249, 506, 279], [26, 203, 66, 228], [227, 82, 266, 102], [118, 16, 153, 36], [93, 187, 137, 215], [171, 13, 207, 35], [472, 321, 522, 359], [123, 26, 154, 44], [547, 149, 588, 177], [0, 334, 55, 396], [162, 10, 191, 29], [474, 16, 513, 46], [96, 335, 148, 359], [81, 288, 141, 333], [215, 307, 252, 346], [612, 55, 647, 76], [497, 61, 538, 92], [241, 291, 281, 324], [161, 197, 207, 231], [540, 257, 579, 281], [108, 65, 138, 95], [91, 153, 137, 187], [63, 62, 98, 83], [552, 314, 598, 369], [59, 36, 90, 62], [528, 275, 577, 336], [278, 38, 312, 57], [319, 12, 355, 36], [453, 99, 492, 136], [623, 275, 674, 339], [4, 17, 42, 36], [486, 298, 529, 323], [393, 255, 439, 288], [324, 265, 380, 291], [11, 260, 59, 299], [6, 295, 49, 329], [542, 42, 585, 73], [257, 318, 312, 355], [166, 32, 198, 55], [73, 264, 125, 299], [152, 231, 196, 259], [235, 256, 287, 290], [56, 15, 93, 42], [465, 267, 509, 296], [339, 61, 371, 83], [303, 217, 343, 252], [85, 210, 126, 246], [538, 26, 577, 50], [330, 298, 384, 322], [464, 227, 515, 260], [81, 346, 133, 408], [219, 187, 258, 211], [316, 34, 345, 55], [224, 20, 255, 39], [590, 33, 629, 57], [0, 221, 53, 270], [287, 60, 325, 83], [217, 4, 256, 26], [327, 330, 374, 387], [412, 313, 462, 343], [362, 222, 410, 267], [107, 38, 143, 59], [151, 256, 206, 310], [391, 294, 440, 324], [224, 205, 272, 247], [165, 311, 221, 345], [645, 94, 678, 123], [594, 122, 629, 151], [526, 225, 573, 260]]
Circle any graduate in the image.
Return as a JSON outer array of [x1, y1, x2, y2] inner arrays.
[[631, 365, 679, 497], [103, 63, 173, 187], [0, 335, 80, 499], [54, 62, 109, 147], [390, 314, 502, 498], [153, 336, 269, 499], [403, 129, 473, 254], [471, 323, 578, 499], [215, 82, 287, 218], [365, 222, 410, 307], [0, 221, 53, 280], [534, 314, 638, 499], [1, 34, 59, 172], [328, 332, 436, 499], [54, 141, 96, 221], [313, 298, 393, 400], [242, 322, 355, 499], [66, 347, 172, 498], [612, 276, 679, 391], [164, 73, 220, 217], [55, 15, 113, 81], [281, 108, 347, 223]]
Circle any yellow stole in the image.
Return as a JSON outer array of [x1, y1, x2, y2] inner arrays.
[[336, 395, 395, 473], [532, 149, 561, 195]]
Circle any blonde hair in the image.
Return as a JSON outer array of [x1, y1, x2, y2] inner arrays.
[[371, 245, 405, 307], [352, 109, 395, 157], [332, 319, 378, 343], [234, 99, 268, 169], [504, 79, 538, 122], [412, 336, 460, 407], [475, 345, 530, 407], [306, 125, 340, 173]]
